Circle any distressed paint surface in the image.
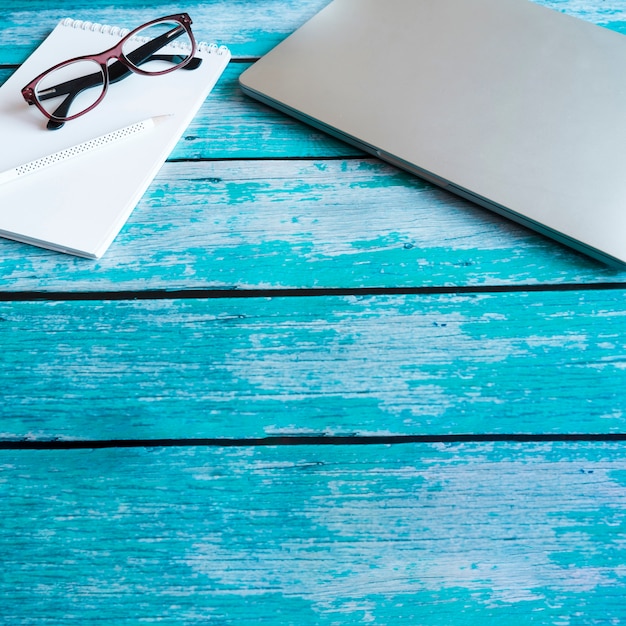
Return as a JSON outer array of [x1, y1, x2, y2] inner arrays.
[[1, 290, 625, 440], [0, 0, 332, 63], [1, 4, 626, 288], [170, 64, 362, 160], [1, 159, 625, 291], [2, 443, 626, 624], [2, 0, 626, 623], [0, 0, 625, 63]]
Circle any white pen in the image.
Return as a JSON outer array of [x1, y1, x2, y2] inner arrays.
[[0, 115, 171, 186]]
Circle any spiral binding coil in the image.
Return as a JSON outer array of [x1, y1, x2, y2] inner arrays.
[[59, 17, 228, 55]]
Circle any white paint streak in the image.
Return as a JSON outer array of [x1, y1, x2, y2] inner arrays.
[[187, 452, 626, 617]]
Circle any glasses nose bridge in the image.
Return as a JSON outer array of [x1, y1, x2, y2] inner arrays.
[[94, 49, 135, 85], [89, 46, 129, 75], [106, 52, 126, 71]]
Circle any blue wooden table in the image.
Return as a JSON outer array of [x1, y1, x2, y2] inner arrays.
[[2, 1, 626, 623]]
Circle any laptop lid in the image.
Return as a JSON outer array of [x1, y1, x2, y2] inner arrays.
[[239, 0, 626, 267]]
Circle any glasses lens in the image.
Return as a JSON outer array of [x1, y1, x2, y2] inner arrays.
[[122, 19, 194, 74], [35, 59, 105, 120]]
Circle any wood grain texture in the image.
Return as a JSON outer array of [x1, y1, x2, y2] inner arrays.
[[0, 0, 625, 64], [2, 159, 626, 292], [0, 0, 333, 63], [171, 64, 361, 160], [2, 2, 626, 288], [0, 63, 360, 159], [2, 290, 625, 440], [2, 1, 626, 622], [2, 443, 626, 624]]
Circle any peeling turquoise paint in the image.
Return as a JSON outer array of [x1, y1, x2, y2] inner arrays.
[[3, 1, 626, 623], [2, 291, 625, 440]]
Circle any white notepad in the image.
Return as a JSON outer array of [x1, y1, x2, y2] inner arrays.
[[0, 17, 230, 258]]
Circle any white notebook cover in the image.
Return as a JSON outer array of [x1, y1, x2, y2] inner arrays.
[[0, 18, 230, 258]]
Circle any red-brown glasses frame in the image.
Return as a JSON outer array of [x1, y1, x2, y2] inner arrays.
[[21, 13, 197, 126]]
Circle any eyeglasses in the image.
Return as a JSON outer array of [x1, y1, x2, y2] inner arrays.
[[22, 13, 202, 130]]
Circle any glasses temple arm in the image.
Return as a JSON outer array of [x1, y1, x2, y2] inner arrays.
[[110, 25, 197, 81]]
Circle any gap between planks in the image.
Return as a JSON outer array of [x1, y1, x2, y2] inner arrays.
[[3, 433, 626, 450], [2, 282, 626, 302]]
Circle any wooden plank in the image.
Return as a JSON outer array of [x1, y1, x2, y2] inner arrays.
[[2, 159, 625, 291], [2, 442, 626, 623], [172, 64, 361, 160], [3, 6, 626, 286], [1, 0, 625, 64], [0, 0, 333, 64], [2, 290, 625, 440], [0, 59, 364, 162], [1, 61, 359, 161]]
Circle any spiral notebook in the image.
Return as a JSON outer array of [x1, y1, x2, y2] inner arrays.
[[0, 17, 230, 258]]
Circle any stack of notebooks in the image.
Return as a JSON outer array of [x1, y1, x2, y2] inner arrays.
[[0, 17, 230, 258]]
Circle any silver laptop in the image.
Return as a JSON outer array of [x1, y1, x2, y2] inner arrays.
[[240, 0, 626, 267]]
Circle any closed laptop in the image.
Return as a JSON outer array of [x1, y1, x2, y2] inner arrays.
[[240, 0, 626, 267]]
